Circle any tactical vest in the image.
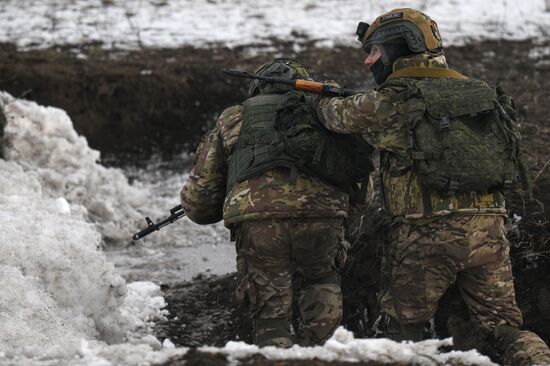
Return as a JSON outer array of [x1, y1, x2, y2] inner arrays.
[[382, 75, 527, 196], [227, 91, 374, 196]]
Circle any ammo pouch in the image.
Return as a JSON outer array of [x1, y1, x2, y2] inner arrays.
[[402, 78, 521, 195]]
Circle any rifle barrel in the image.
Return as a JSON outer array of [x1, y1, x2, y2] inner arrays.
[[223, 68, 297, 88], [222, 68, 256, 80], [132, 205, 187, 241], [132, 223, 158, 240]]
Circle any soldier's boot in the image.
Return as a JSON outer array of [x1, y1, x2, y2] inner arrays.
[[254, 318, 293, 348], [386, 316, 424, 342], [495, 324, 550, 366], [297, 273, 343, 346], [448, 315, 494, 356]]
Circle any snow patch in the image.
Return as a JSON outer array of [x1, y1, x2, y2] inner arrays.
[[0, 157, 167, 360], [201, 327, 497, 366], [1, 91, 234, 282], [0, 94, 169, 364], [1, 92, 147, 243], [0, 0, 549, 50]]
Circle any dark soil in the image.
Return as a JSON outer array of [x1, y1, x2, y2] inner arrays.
[[155, 274, 252, 346], [1, 39, 549, 365], [159, 349, 397, 366]]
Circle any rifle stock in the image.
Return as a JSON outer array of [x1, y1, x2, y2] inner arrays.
[[222, 68, 361, 97]]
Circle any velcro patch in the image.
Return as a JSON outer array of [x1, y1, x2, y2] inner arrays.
[[380, 12, 403, 22]]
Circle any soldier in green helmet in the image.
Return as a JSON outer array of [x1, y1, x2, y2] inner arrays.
[[180, 58, 372, 347], [315, 8, 550, 366]]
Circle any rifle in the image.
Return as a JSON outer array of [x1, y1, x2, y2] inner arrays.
[[222, 69, 361, 97], [132, 204, 186, 240]]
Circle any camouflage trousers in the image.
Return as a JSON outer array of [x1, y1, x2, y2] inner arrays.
[[381, 214, 522, 330], [234, 217, 348, 348], [380, 214, 550, 365]]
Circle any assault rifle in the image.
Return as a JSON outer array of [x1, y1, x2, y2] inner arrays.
[[132, 204, 186, 240], [222, 69, 361, 97]]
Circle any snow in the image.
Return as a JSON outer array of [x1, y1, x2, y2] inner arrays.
[[201, 327, 497, 366], [0, 155, 167, 363], [0, 92, 225, 364], [0, 0, 549, 51], [0, 91, 235, 284], [162, 338, 176, 349], [1, 92, 145, 243]]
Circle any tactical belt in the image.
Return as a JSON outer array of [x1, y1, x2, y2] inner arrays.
[[387, 67, 468, 81]]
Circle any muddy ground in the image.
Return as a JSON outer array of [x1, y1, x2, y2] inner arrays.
[[1, 40, 549, 365]]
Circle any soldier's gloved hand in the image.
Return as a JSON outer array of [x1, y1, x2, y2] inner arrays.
[[306, 80, 342, 107], [323, 80, 342, 88]]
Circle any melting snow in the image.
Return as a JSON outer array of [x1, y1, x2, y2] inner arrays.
[[0, 0, 549, 50]]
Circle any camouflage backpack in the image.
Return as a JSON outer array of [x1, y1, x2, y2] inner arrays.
[[227, 90, 374, 196], [385, 76, 529, 195]]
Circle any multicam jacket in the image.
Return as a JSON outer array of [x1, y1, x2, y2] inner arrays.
[[317, 53, 507, 220], [181, 105, 348, 227]]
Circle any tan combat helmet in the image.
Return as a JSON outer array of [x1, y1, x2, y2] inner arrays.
[[248, 58, 310, 96], [356, 8, 443, 54]]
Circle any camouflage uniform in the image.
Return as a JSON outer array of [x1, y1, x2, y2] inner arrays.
[[317, 8, 550, 365], [181, 97, 350, 347]]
